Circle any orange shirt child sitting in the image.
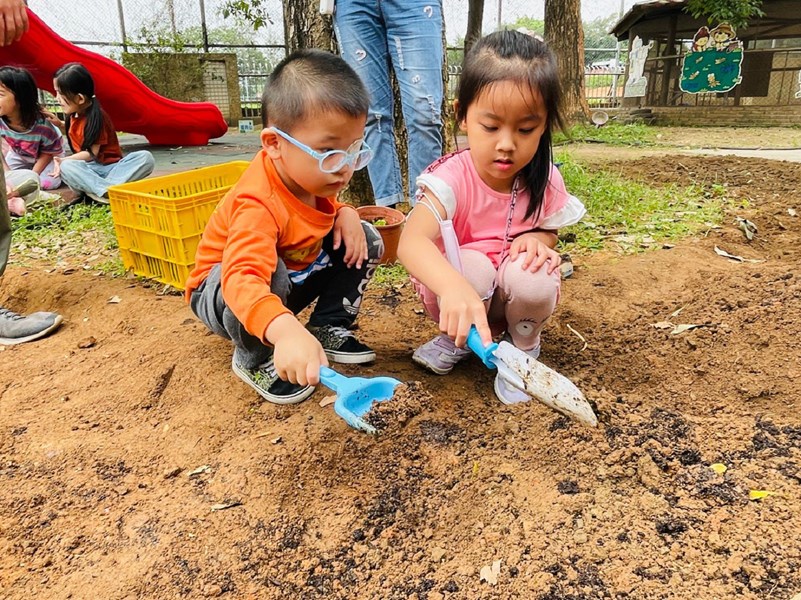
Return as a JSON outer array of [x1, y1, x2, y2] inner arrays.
[[185, 49, 384, 404]]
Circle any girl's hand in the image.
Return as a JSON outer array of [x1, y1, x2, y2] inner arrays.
[[509, 232, 561, 274], [51, 156, 62, 178], [333, 206, 367, 268], [42, 109, 64, 130], [438, 280, 492, 348]]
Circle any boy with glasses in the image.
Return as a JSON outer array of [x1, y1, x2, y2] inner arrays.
[[186, 49, 384, 404]]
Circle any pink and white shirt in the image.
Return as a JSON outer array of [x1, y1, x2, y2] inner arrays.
[[416, 149, 586, 267]]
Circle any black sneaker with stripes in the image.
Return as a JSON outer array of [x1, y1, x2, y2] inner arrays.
[[308, 324, 376, 364]]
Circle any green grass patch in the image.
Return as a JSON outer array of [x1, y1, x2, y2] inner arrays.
[[11, 203, 123, 272], [371, 263, 408, 288], [555, 122, 657, 146], [557, 152, 731, 254]]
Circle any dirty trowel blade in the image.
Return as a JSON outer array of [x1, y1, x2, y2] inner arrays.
[[494, 341, 598, 427]]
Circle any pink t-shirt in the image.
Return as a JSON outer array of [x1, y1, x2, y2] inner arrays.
[[417, 149, 580, 266]]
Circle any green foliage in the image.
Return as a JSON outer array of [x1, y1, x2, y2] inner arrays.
[[556, 152, 731, 254], [583, 15, 619, 49], [555, 122, 657, 146], [685, 0, 765, 30], [219, 0, 275, 31], [508, 17, 545, 35], [371, 264, 408, 288]]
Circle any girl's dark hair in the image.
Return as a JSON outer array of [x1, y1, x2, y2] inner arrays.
[[261, 48, 369, 129], [457, 30, 565, 222], [0, 66, 44, 129], [54, 62, 104, 153]]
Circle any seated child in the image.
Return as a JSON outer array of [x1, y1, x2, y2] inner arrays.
[[50, 62, 154, 203], [185, 49, 383, 404], [0, 66, 65, 215]]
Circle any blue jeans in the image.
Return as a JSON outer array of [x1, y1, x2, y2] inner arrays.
[[334, 0, 443, 207], [59, 151, 155, 197]]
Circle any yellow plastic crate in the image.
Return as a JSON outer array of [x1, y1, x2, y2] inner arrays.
[[108, 161, 250, 290]]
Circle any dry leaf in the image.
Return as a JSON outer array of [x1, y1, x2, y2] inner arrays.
[[671, 324, 703, 335], [710, 463, 727, 475], [479, 560, 502, 585], [748, 490, 777, 501], [107, 295, 122, 304], [188, 465, 212, 477], [319, 395, 336, 408], [211, 501, 242, 511], [652, 321, 674, 330], [713, 246, 763, 263], [669, 306, 685, 318]]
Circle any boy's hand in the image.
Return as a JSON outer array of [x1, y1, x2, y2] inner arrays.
[[266, 314, 329, 386], [509, 233, 561, 274], [333, 206, 367, 268], [51, 156, 62, 178], [438, 279, 492, 348]]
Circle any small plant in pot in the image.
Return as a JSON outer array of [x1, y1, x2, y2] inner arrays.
[[355, 205, 405, 264]]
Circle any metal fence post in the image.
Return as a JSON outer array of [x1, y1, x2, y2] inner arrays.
[[117, 0, 127, 53], [199, 0, 209, 52]]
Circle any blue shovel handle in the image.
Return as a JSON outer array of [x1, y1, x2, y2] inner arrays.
[[319, 365, 347, 391], [466, 326, 498, 369]]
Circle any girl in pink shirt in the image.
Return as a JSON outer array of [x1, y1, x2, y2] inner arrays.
[[397, 30, 585, 405]]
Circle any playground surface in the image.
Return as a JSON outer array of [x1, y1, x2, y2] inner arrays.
[[1, 134, 801, 599]]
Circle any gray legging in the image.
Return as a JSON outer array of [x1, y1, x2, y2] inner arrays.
[[0, 162, 11, 278]]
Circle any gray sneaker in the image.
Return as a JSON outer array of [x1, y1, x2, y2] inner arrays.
[[412, 334, 472, 375], [0, 308, 63, 345], [231, 349, 314, 404]]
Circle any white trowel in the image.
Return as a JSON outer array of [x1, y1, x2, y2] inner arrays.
[[467, 327, 598, 427]]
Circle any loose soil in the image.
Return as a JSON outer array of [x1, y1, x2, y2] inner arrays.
[[2, 155, 800, 599]]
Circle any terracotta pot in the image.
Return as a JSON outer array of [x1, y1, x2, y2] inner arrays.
[[356, 205, 405, 265]]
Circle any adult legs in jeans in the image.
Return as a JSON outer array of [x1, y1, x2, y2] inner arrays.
[[334, 0, 443, 207], [59, 151, 155, 198]]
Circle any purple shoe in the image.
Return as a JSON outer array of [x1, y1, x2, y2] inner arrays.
[[412, 334, 472, 375]]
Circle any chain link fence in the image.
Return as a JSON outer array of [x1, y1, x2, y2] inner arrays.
[[30, 0, 625, 115]]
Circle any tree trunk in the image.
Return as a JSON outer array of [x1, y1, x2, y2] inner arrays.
[[283, 1, 335, 52], [464, 0, 485, 60], [544, 0, 589, 123]]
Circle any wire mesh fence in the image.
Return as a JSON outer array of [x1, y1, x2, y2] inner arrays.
[[30, 1, 626, 115]]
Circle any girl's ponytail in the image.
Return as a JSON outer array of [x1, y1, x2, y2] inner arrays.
[[81, 97, 104, 152]]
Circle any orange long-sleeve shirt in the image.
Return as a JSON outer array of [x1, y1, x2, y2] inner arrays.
[[185, 150, 349, 342]]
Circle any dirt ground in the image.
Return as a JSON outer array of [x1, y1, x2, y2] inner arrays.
[[2, 153, 801, 600]]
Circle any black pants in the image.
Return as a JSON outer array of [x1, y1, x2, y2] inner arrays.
[[190, 222, 383, 368]]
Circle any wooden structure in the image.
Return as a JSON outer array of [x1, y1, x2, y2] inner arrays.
[[611, 0, 801, 125]]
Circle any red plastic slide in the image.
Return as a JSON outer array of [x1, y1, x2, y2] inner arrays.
[[0, 9, 228, 146]]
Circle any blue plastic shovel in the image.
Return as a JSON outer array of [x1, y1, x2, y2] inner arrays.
[[319, 366, 402, 434], [466, 326, 598, 427]]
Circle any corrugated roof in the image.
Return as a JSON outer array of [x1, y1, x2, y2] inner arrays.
[[610, 0, 690, 38]]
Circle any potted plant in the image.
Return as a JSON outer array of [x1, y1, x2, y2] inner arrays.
[[355, 205, 405, 264]]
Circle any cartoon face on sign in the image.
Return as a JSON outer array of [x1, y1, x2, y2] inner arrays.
[[680, 23, 744, 94]]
